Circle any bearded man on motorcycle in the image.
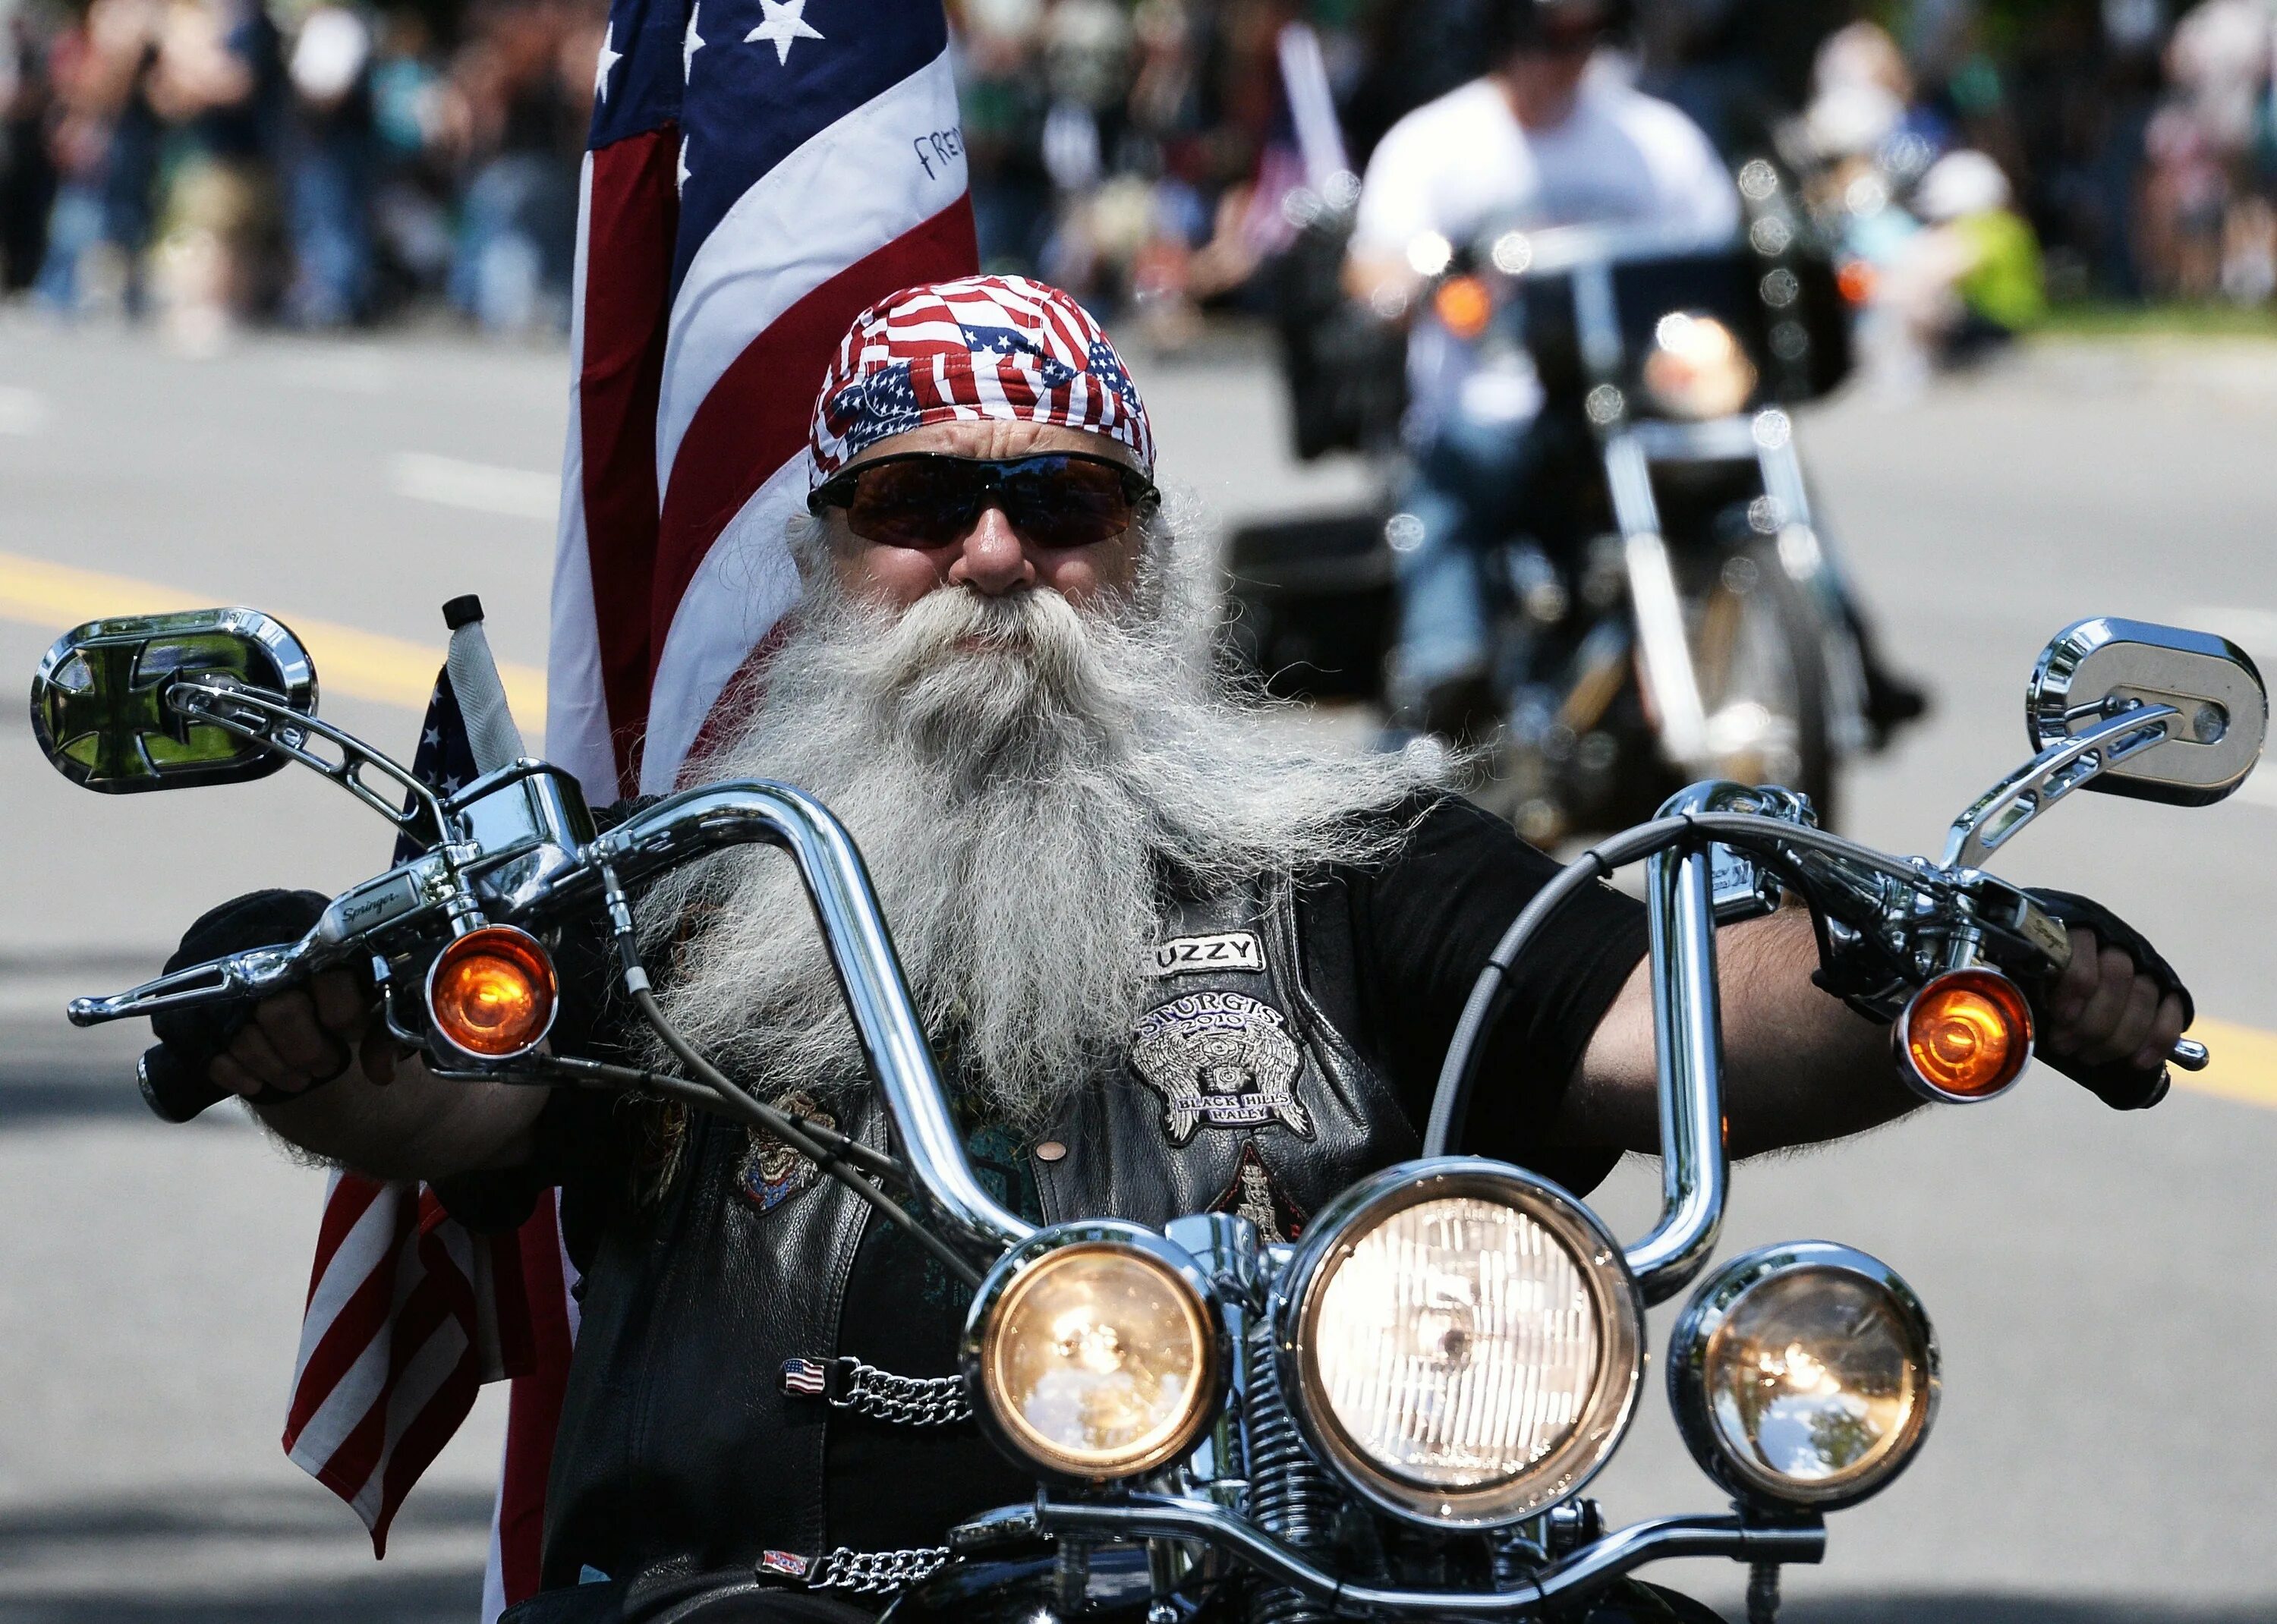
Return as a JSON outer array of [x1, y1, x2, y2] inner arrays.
[[1343, 0, 1924, 747], [162, 275, 2184, 1624]]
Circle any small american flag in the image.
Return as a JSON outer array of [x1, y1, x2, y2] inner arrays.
[[284, 0, 974, 1610], [281, 671, 578, 1585], [780, 1357, 831, 1396]]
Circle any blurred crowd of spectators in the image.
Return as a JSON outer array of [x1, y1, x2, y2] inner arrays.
[[1775, 0, 2277, 308], [3, 0, 2277, 345], [0, 0, 597, 344]]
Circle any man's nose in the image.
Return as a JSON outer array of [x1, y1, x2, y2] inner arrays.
[[946, 503, 1035, 596]]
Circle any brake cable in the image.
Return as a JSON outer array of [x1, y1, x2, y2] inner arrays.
[[1423, 815, 1698, 1158], [595, 861, 987, 1291], [519, 1051, 909, 1186], [1423, 811, 1937, 1159]]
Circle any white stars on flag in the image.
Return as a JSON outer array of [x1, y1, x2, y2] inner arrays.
[[677, 134, 692, 193], [682, 2, 704, 82], [746, 0, 823, 65], [593, 22, 622, 100]]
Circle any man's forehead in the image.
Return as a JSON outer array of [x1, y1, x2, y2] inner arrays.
[[839, 419, 1145, 472]]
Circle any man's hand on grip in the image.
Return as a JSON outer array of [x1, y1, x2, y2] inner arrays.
[[209, 968, 386, 1100], [2024, 889, 2194, 1111], [152, 889, 398, 1107]]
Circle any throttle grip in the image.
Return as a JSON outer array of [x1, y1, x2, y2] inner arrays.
[[138, 1043, 233, 1122], [134, 888, 334, 1123]]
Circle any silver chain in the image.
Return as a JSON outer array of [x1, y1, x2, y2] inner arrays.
[[806, 1544, 951, 1594], [836, 1356, 972, 1426]]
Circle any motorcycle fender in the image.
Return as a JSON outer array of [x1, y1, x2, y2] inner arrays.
[[1554, 1578, 1731, 1624]]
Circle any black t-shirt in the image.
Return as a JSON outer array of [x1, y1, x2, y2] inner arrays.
[[446, 792, 1647, 1562], [824, 795, 1648, 1548]]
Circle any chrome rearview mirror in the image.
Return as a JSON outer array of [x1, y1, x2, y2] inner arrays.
[[1946, 618, 2266, 869], [30, 608, 317, 793], [2026, 617, 2266, 805]]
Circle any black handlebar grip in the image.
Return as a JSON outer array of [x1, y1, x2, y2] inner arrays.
[[138, 1043, 232, 1123], [146, 889, 336, 1125]]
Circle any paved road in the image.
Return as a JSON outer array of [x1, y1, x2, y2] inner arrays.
[[2, 315, 2275, 1623]]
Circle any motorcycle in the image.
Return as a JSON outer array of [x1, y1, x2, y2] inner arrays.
[[29, 603, 2264, 1622], [1236, 161, 1878, 845]]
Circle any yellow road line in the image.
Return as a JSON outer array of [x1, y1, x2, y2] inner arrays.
[[0, 550, 546, 729], [2174, 1018, 2277, 1111]]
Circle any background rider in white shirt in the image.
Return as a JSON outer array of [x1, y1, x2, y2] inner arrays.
[[1344, 0, 1921, 745]]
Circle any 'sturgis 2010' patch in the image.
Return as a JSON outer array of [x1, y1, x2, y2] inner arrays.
[[739, 1090, 836, 1213], [1131, 990, 1311, 1146]]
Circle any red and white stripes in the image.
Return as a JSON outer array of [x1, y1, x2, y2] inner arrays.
[[283, 1172, 504, 1553]]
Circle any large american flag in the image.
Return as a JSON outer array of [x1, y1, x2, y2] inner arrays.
[[281, 0, 975, 1611], [549, 0, 976, 799]]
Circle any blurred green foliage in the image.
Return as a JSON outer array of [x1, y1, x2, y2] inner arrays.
[[2039, 300, 2277, 337]]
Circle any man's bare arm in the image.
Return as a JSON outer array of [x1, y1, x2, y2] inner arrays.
[[1561, 908, 1914, 1157], [214, 969, 545, 1182], [1558, 907, 2187, 1157]]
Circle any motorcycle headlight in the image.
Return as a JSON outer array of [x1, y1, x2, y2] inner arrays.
[[1641, 311, 1759, 420], [1669, 1242, 1938, 1509], [962, 1222, 1223, 1484], [1274, 1160, 1644, 1528]]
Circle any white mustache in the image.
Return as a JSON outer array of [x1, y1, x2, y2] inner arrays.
[[639, 520, 1445, 1130]]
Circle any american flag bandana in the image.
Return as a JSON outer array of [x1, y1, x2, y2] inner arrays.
[[808, 275, 1155, 482]]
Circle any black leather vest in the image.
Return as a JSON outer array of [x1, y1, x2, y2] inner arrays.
[[540, 880, 1419, 1590]]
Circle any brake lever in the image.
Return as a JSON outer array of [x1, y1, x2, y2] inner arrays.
[[67, 936, 320, 1026]]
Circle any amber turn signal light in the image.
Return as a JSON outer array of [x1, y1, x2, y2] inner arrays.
[[426, 925, 558, 1060], [1896, 968, 2033, 1104], [1433, 275, 1494, 341]]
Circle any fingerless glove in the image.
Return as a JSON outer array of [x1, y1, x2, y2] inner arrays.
[[144, 888, 335, 1117], [2023, 888, 2193, 1111]]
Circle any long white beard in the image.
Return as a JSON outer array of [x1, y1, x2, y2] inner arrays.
[[639, 519, 1448, 1129]]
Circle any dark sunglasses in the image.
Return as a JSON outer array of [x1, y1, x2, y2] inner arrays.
[[807, 452, 1159, 551]]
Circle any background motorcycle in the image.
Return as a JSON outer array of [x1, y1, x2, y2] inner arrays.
[[28, 604, 2261, 1623], [1230, 161, 1874, 844]]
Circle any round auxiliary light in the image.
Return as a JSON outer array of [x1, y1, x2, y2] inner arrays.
[[1670, 1242, 1938, 1511], [1641, 310, 1758, 420], [963, 1222, 1222, 1484], [1275, 1160, 1643, 1528], [1898, 967, 2033, 1103], [425, 924, 558, 1060]]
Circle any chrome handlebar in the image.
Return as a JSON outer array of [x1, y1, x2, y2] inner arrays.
[[1598, 786, 2208, 1305], [68, 770, 1037, 1257], [69, 722, 2204, 1284], [1020, 1493, 1823, 1616], [581, 783, 1035, 1254], [1623, 784, 1746, 1303]]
